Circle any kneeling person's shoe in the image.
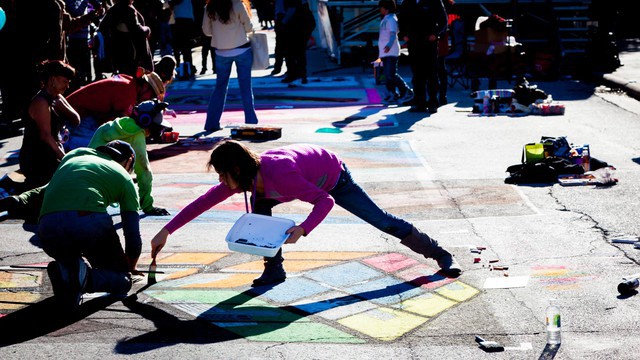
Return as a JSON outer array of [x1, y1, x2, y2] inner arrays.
[[0, 195, 19, 213], [252, 262, 286, 287], [432, 248, 462, 278], [48, 258, 89, 311]]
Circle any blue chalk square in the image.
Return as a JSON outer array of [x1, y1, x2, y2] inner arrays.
[[303, 261, 384, 288], [254, 276, 333, 303], [345, 276, 425, 305]]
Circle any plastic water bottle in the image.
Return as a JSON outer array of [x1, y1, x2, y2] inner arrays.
[[482, 91, 490, 114], [582, 145, 590, 172], [545, 300, 561, 345]]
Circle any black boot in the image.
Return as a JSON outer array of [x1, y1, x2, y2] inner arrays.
[[252, 249, 286, 287], [0, 195, 19, 213], [400, 226, 462, 278]]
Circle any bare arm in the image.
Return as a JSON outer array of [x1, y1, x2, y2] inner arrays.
[[29, 97, 65, 160], [52, 95, 81, 127]]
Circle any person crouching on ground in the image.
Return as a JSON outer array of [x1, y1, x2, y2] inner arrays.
[[89, 99, 172, 216], [40, 140, 141, 311], [150, 140, 462, 287]]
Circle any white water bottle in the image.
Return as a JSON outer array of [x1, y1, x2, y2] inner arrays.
[[482, 91, 490, 114], [545, 300, 561, 345]]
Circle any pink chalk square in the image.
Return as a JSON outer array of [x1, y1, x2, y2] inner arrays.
[[396, 264, 456, 289], [362, 253, 419, 273]]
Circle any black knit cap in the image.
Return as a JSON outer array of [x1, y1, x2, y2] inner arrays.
[[97, 140, 136, 164]]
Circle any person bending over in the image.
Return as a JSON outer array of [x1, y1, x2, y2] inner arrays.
[[150, 140, 461, 287]]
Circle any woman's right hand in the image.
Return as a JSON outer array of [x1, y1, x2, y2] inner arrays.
[[151, 228, 170, 258]]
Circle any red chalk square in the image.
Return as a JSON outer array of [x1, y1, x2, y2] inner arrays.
[[396, 264, 456, 289], [363, 253, 419, 273]]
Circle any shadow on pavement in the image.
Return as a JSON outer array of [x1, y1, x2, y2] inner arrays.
[[353, 111, 427, 141], [147, 140, 219, 163], [538, 343, 561, 359], [0, 295, 122, 348], [115, 296, 241, 354], [114, 273, 448, 354]]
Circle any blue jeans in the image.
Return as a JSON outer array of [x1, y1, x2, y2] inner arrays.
[[329, 164, 413, 239], [256, 164, 413, 261], [65, 116, 99, 151], [205, 49, 259, 130], [40, 211, 132, 294], [382, 56, 410, 96]]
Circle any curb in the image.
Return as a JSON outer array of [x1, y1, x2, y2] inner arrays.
[[599, 73, 640, 101]]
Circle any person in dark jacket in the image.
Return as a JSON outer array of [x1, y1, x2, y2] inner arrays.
[[398, 0, 447, 113]]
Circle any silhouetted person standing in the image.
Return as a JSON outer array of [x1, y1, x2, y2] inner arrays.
[[398, 0, 447, 113]]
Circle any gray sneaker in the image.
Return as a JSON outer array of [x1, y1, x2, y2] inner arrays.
[[382, 94, 399, 105], [399, 90, 415, 104]]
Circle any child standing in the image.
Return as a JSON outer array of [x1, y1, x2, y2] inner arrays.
[[378, 0, 413, 105]]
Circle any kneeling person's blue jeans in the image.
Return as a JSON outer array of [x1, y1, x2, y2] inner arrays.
[[40, 211, 132, 295]]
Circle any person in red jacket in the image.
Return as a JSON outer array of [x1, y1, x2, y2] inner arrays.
[[65, 70, 165, 150]]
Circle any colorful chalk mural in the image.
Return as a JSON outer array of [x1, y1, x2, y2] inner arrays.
[[140, 251, 479, 343], [0, 251, 479, 342]]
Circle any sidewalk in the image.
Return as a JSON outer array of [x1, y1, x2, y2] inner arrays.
[[599, 47, 640, 101]]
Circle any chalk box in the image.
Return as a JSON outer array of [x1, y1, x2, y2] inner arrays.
[[225, 213, 295, 257], [230, 126, 282, 141]]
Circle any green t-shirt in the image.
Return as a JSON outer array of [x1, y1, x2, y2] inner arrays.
[[40, 148, 140, 216], [88, 116, 154, 211]]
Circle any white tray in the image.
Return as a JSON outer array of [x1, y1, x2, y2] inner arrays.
[[225, 213, 295, 257]]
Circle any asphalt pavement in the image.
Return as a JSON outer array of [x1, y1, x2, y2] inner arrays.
[[2, 26, 640, 359]]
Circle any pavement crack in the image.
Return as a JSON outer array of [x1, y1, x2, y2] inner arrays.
[[0, 251, 44, 262]]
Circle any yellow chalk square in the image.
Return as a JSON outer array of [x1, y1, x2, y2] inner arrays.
[[435, 281, 479, 302], [398, 293, 456, 317], [338, 307, 428, 341]]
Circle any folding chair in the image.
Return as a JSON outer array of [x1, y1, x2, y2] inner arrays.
[[445, 19, 470, 89]]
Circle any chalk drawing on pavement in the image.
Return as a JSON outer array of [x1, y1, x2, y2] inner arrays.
[[531, 265, 596, 290], [145, 251, 479, 343]]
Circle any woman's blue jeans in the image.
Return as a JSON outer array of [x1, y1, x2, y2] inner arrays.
[[256, 164, 413, 261], [329, 164, 413, 239], [40, 211, 132, 295], [205, 49, 259, 130]]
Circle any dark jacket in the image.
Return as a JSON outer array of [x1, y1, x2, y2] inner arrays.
[[398, 0, 447, 39]]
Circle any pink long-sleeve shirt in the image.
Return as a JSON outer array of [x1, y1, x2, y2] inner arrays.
[[164, 144, 343, 235]]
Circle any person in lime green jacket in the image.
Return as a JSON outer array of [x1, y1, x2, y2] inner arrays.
[[89, 99, 172, 216]]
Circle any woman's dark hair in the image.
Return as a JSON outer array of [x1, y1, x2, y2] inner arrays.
[[36, 60, 75, 83], [378, 0, 396, 12], [208, 140, 261, 191], [206, 0, 232, 24]]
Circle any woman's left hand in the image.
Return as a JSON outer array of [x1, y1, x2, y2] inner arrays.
[[285, 226, 305, 244]]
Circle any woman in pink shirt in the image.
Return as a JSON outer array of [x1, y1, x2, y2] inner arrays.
[[151, 140, 461, 285]]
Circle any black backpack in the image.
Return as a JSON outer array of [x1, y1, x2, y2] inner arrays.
[[505, 156, 584, 184]]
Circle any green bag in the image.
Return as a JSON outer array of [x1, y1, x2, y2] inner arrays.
[[523, 143, 545, 164]]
